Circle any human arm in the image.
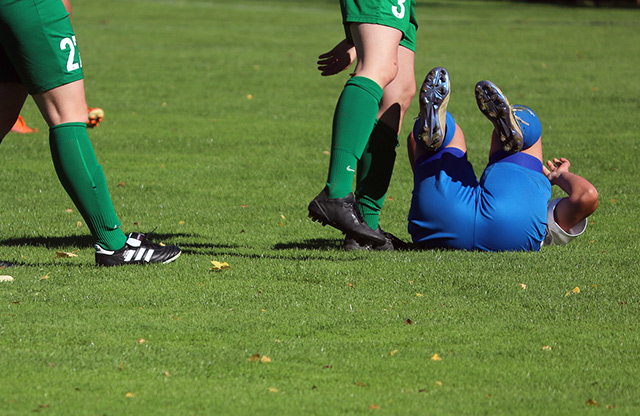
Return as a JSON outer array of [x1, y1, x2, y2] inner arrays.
[[317, 39, 356, 76], [542, 157, 598, 232]]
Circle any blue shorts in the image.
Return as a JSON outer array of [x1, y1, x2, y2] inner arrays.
[[408, 148, 551, 251]]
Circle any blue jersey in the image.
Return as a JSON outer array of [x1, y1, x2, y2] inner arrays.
[[408, 148, 551, 251]]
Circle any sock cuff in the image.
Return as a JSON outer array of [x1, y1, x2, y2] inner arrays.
[[346, 76, 384, 103], [50, 122, 86, 131]]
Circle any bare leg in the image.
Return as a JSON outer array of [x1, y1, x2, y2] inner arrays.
[[32, 79, 88, 127]]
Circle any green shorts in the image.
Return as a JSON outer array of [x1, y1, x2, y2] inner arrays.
[[0, 0, 84, 94], [340, 0, 417, 52]]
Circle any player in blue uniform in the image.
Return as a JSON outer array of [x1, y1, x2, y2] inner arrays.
[[407, 67, 598, 251]]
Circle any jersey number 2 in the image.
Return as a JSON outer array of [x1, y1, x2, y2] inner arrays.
[[60, 36, 82, 72]]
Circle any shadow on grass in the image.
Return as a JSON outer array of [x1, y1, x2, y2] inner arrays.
[[274, 238, 341, 251], [0, 232, 195, 249]]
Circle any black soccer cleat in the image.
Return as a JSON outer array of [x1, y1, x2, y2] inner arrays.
[[95, 232, 181, 266], [418, 67, 450, 151], [343, 227, 407, 252], [308, 189, 387, 246], [474, 80, 523, 152]]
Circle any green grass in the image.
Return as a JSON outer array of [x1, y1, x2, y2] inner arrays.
[[1, 0, 640, 414]]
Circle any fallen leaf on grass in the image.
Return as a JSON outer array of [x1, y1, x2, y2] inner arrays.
[[565, 286, 581, 297], [76, 221, 83, 227], [404, 319, 413, 325], [390, 349, 399, 356], [125, 392, 135, 398], [65, 208, 73, 213], [0, 276, 14, 283], [586, 398, 599, 406], [248, 353, 271, 363], [260, 355, 272, 363], [542, 345, 552, 351], [431, 353, 442, 361], [369, 404, 380, 410], [435, 381, 443, 386], [39, 274, 50, 281], [416, 293, 423, 297], [268, 387, 278, 393], [519, 283, 527, 290], [210, 261, 230, 271], [56, 251, 78, 258]]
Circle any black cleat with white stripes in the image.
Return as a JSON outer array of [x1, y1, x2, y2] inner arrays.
[[95, 232, 181, 266]]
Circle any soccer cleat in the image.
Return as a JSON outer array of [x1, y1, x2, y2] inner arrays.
[[308, 189, 387, 246], [343, 227, 407, 251], [475, 80, 523, 152], [95, 232, 181, 266], [10, 115, 38, 134], [417, 67, 450, 150], [87, 107, 104, 128]]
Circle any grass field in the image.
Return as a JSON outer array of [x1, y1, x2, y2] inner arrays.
[[1, 0, 640, 414]]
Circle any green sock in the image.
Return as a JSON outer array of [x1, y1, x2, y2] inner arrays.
[[355, 120, 398, 230], [49, 123, 127, 250], [326, 76, 383, 199]]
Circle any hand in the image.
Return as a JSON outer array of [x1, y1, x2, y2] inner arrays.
[[317, 39, 356, 76], [543, 157, 571, 184]]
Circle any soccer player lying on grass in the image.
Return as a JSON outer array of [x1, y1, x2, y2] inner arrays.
[[308, 0, 419, 250], [0, 0, 180, 266], [407, 67, 598, 251]]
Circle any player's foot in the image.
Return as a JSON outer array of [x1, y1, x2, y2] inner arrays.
[[343, 227, 406, 251], [417, 67, 450, 150], [475, 80, 523, 152], [308, 189, 387, 246], [87, 107, 104, 128], [95, 232, 181, 266], [11, 115, 38, 134]]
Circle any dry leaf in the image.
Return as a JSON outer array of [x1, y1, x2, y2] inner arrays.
[[39, 274, 50, 281], [117, 182, 125, 187], [278, 221, 284, 227], [178, 220, 185, 225], [369, 404, 380, 410], [390, 349, 399, 356], [404, 318, 413, 325], [56, 251, 78, 258], [322, 150, 330, 155], [248, 353, 261, 362], [416, 293, 423, 297], [280, 214, 286, 220], [240, 204, 248, 208], [164, 371, 170, 378], [0, 275, 14, 283], [65, 208, 73, 213], [431, 353, 442, 361], [268, 387, 278, 393], [76, 221, 83, 227], [586, 399, 599, 406], [260, 355, 271, 363], [247, 94, 253, 100], [435, 381, 443, 386], [572, 287, 581, 294], [125, 392, 135, 398], [210, 261, 230, 271], [519, 283, 527, 290], [542, 345, 552, 351], [137, 338, 146, 345]]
